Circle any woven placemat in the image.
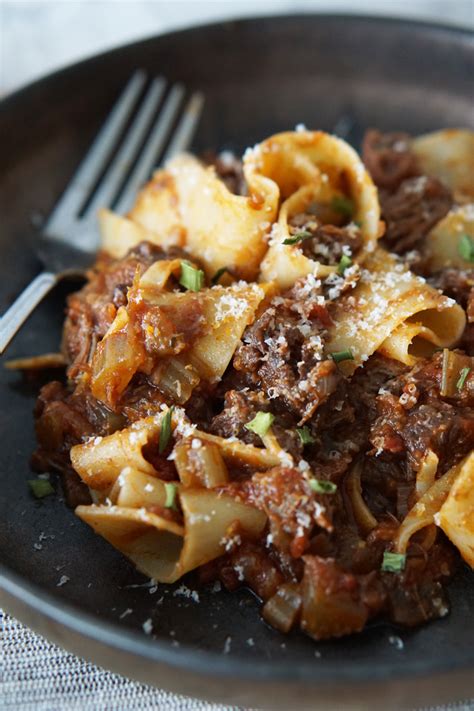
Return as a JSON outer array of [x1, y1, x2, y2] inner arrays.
[[0, 609, 242, 711], [1, 608, 473, 711]]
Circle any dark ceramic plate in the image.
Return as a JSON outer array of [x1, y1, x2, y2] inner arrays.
[[0, 14, 473, 710]]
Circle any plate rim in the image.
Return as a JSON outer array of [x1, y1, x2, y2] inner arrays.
[[2, 563, 474, 684], [0, 12, 472, 115]]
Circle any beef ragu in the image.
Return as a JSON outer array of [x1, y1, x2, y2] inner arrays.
[[28, 127, 474, 641]]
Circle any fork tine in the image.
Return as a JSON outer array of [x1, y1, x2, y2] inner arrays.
[[161, 91, 204, 164], [114, 83, 185, 215], [83, 77, 166, 220], [46, 70, 146, 233]]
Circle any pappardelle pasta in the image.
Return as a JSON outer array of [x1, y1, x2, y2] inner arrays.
[[29, 128, 473, 641]]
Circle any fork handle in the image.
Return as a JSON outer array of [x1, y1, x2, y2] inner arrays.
[[0, 271, 58, 354]]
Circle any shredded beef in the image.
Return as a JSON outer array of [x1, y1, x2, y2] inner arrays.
[[385, 541, 457, 626], [203, 150, 246, 196], [370, 352, 474, 474], [210, 388, 271, 443], [468, 289, 474, 323], [461, 324, 474, 356], [209, 388, 303, 459], [234, 279, 339, 423], [32, 381, 124, 474], [222, 541, 285, 600], [429, 268, 474, 311], [287, 214, 363, 264], [227, 467, 333, 556], [362, 129, 419, 191], [380, 175, 452, 254], [362, 129, 452, 256], [60, 466, 92, 508], [63, 242, 188, 378], [31, 382, 107, 507], [306, 355, 408, 482]]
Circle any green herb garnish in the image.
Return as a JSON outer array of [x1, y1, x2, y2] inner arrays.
[[309, 479, 337, 494], [381, 551, 406, 573], [179, 260, 205, 291], [28, 479, 54, 499], [164, 482, 178, 510], [296, 426, 315, 445], [283, 231, 312, 246], [159, 406, 174, 454], [458, 234, 474, 263], [331, 196, 354, 218], [211, 266, 231, 285], [337, 254, 352, 276], [245, 411, 275, 438], [457, 367, 471, 392], [331, 349, 354, 364]]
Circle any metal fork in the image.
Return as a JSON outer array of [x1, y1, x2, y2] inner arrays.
[[0, 70, 204, 354]]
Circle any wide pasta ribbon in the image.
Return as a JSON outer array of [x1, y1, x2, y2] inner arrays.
[[89, 259, 270, 408], [326, 248, 466, 372], [101, 152, 278, 281], [99, 130, 381, 287], [395, 451, 474, 569], [424, 203, 474, 273], [254, 131, 381, 288], [76, 489, 266, 584], [411, 129, 474, 204], [73, 415, 272, 583]]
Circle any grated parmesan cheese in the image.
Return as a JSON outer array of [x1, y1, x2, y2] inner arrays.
[[173, 584, 200, 603], [142, 618, 153, 635]]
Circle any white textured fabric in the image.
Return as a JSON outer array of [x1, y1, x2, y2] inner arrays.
[[0, 609, 242, 711], [2, 609, 473, 711], [2, 1, 473, 96]]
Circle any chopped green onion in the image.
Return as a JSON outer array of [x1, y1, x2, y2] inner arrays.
[[283, 231, 312, 246], [28, 479, 54, 499], [164, 482, 178, 510], [296, 426, 315, 445], [309, 479, 337, 494], [211, 266, 231, 285], [337, 254, 353, 276], [331, 349, 354, 364], [354, 220, 362, 228], [458, 234, 474, 263], [457, 367, 470, 392], [179, 260, 205, 291], [381, 551, 406, 573], [331, 196, 354, 218], [245, 411, 275, 438], [159, 406, 174, 454]]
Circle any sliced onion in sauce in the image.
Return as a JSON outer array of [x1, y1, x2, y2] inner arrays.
[[440, 349, 473, 397], [262, 583, 302, 633], [417, 524, 438, 552], [344, 461, 378, 536], [416, 450, 439, 500]]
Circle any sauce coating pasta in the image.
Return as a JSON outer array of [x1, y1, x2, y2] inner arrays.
[[31, 129, 474, 641]]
